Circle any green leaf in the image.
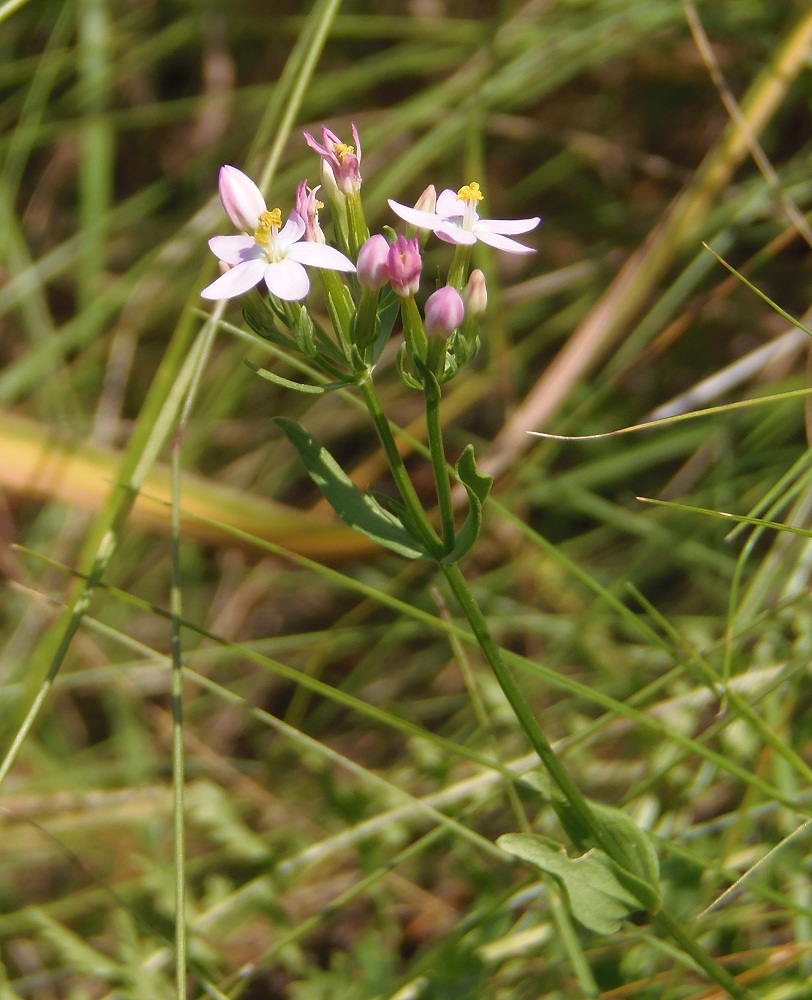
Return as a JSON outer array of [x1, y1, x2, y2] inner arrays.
[[246, 358, 352, 395], [442, 445, 493, 565], [275, 417, 429, 559], [497, 833, 642, 935], [519, 772, 661, 911]]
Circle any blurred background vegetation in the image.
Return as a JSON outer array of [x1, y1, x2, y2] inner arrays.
[[3, 0, 812, 997]]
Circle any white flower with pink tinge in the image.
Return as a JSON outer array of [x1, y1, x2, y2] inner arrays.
[[201, 165, 355, 302], [388, 181, 540, 254]]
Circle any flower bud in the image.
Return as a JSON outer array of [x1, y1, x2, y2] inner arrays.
[[424, 286, 465, 337], [413, 184, 436, 215], [295, 181, 325, 243], [387, 235, 422, 297], [356, 234, 390, 289], [218, 164, 265, 232], [319, 159, 343, 206], [462, 268, 487, 316]]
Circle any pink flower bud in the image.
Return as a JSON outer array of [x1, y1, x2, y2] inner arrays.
[[356, 234, 390, 289], [424, 286, 465, 337], [462, 269, 487, 316], [387, 235, 422, 297], [218, 165, 265, 232]]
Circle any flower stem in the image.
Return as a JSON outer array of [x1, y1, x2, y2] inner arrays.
[[440, 559, 754, 999], [440, 561, 616, 857], [357, 375, 442, 557], [653, 910, 753, 1000], [424, 387, 455, 553]]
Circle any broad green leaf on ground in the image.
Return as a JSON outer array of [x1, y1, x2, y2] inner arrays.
[[498, 833, 643, 935]]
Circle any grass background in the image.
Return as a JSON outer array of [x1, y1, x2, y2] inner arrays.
[[3, 0, 812, 996]]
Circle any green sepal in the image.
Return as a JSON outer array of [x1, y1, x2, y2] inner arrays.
[[368, 289, 400, 363], [396, 343, 422, 391], [241, 301, 297, 351], [245, 359, 353, 395], [498, 832, 643, 936], [441, 445, 493, 565], [289, 303, 317, 357], [274, 417, 430, 560]]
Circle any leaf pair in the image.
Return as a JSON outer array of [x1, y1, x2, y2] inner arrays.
[[275, 418, 492, 563]]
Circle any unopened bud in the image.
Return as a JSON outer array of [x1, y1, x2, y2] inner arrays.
[[462, 269, 487, 316], [387, 235, 422, 297], [413, 184, 436, 215], [356, 235, 390, 289], [424, 286, 465, 337], [319, 159, 343, 206]]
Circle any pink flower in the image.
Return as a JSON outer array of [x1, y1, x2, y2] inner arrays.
[[295, 180, 325, 243], [387, 235, 422, 297], [303, 124, 362, 195], [201, 166, 355, 302], [424, 286, 465, 337], [356, 234, 390, 289], [388, 181, 540, 254]]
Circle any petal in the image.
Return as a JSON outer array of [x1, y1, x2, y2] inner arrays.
[[208, 234, 260, 265], [277, 211, 306, 247], [201, 259, 267, 300], [219, 166, 266, 231], [264, 259, 310, 301], [435, 188, 465, 219], [303, 130, 327, 157], [388, 198, 444, 230], [288, 241, 356, 272], [351, 122, 361, 161], [435, 222, 477, 246], [474, 230, 536, 254], [476, 216, 541, 235]]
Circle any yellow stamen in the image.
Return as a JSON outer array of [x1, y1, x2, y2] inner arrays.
[[457, 181, 483, 203], [334, 142, 355, 160], [254, 208, 282, 246]]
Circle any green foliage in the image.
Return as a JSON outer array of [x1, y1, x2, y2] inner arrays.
[[498, 833, 643, 935], [275, 416, 430, 558]]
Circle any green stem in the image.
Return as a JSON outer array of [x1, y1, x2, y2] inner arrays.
[[441, 559, 753, 999], [653, 910, 753, 1000], [424, 388, 455, 553], [357, 376, 442, 557], [447, 244, 472, 291], [345, 190, 369, 258], [170, 428, 188, 1000], [400, 294, 428, 361], [440, 562, 615, 858]]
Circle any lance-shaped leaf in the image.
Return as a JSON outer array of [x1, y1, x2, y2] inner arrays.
[[246, 359, 353, 395], [275, 417, 429, 560]]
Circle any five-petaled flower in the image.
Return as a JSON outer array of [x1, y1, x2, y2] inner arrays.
[[303, 125, 362, 195], [388, 181, 540, 254], [201, 166, 355, 302]]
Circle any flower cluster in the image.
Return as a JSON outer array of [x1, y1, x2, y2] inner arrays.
[[201, 124, 540, 383]]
